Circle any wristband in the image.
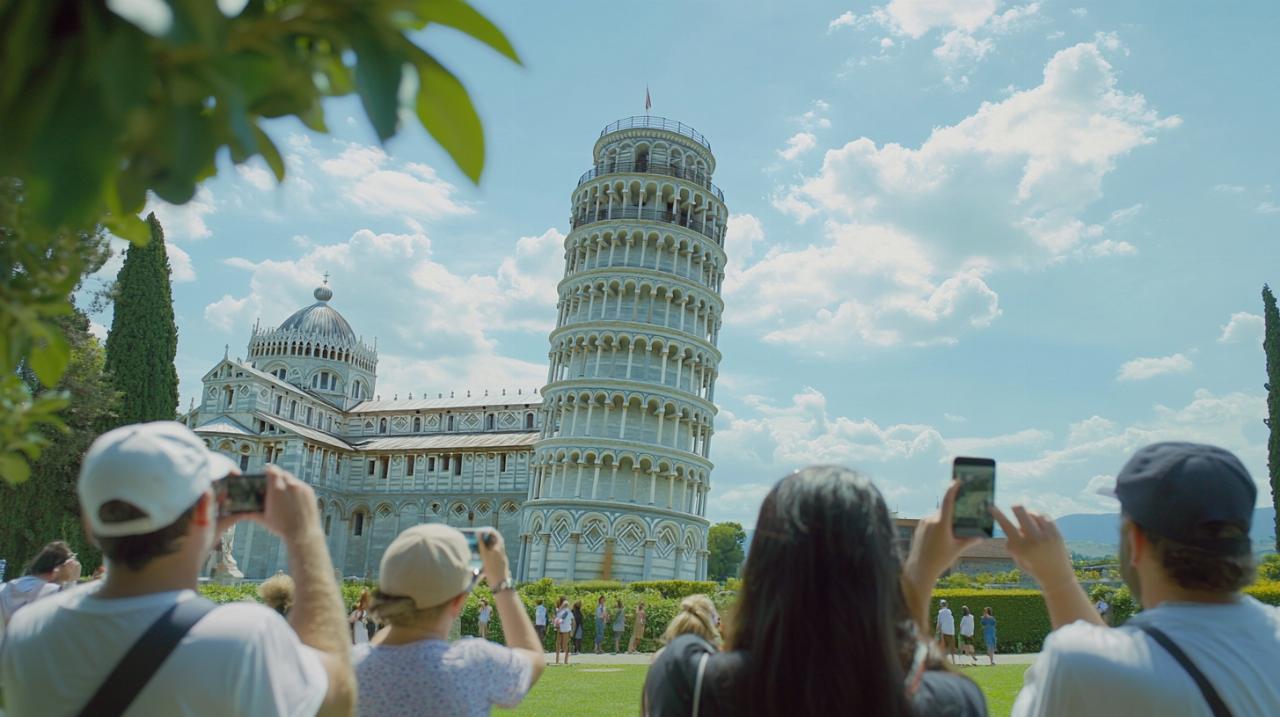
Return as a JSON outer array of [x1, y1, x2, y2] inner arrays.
[[491, 577, 516, 594]]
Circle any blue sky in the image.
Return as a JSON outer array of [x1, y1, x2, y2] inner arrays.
[[91, 0, 1280, 530]]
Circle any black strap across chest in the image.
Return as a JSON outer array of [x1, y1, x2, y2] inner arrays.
[[1134, 624, 1234, 717], [77, 597, 217, 717]]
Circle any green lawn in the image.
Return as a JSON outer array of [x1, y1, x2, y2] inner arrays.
[[503, 663, 1030, 717]]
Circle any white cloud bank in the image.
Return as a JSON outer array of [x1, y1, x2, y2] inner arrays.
[[1117, 354, 1193, 382], [1218, 312, 1264, 344]]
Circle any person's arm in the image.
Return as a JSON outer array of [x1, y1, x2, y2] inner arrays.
[[478, 528, 546, 686], [252, 466, 356, 717], [901, 480, 980, 635], [990, 505, 1103, 630]]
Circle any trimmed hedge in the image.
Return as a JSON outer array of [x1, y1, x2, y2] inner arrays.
[[931, 589, 1050, 653]]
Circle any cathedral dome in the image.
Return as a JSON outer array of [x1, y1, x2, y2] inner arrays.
[[277, 281, 356, 342]]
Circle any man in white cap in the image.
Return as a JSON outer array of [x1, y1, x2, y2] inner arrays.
[[0, 421, 355, 716], [352, 523, 545, 716]]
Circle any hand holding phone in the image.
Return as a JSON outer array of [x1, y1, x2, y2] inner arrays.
[[951, 457, 996, 539], [215, 473, 268, 517]]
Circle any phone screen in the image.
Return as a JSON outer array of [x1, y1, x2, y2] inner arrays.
[[457, 528, 487, 571], [216, 473, 267, 516], [952, 457, 995, 538]]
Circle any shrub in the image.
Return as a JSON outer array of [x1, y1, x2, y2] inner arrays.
[[931, 589, 1050, 653], [1246, 579, 1280, 606], [628, 580, 718, 599]]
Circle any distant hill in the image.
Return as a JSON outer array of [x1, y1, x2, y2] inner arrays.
[[1056, 508, 1276, 551]]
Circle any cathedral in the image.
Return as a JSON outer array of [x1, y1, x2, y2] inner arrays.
[[185, 116, 728, 583]]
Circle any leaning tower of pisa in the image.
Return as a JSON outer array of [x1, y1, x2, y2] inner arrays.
[[516, 117, 727, 583]]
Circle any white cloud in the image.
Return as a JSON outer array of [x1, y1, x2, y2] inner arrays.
[[1218, 312, 1264, 344], [1108, 203, 1144, 223], [208, 226, 564, 396], [236, 164, 275, 191], [1257, 201, 1280, 215], [794, 100, 832, 130], [724, 214, 765, 279], [778, 132, 818, 161], [145, 186, 215, 242], [1117, 353, 1193, 382], [933, 29, 994, 66], [1070, 7, 1088, 17], [1213, 184, 1246, 193], [167, 242, 196, 283], [710, 387, 1266, 522], [88, 320, 109, 342], [318, 144, 471, 220], [1046, 30, 1065, 40]]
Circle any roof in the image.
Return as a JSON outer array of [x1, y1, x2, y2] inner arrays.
[[278, 301, 357, 342], [958, 539, 1012, 561], [350, 395, 542, 413], [355, 432, 541, 451], [255, 412, 354, 451], [193, 416, 256, 437]]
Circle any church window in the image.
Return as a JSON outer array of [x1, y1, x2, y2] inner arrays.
[[447, 415, 454, 431], [406, 455, 416, 475], [442, 456, 450, 471], [305, 406, 313, 425], [223, 387, 234, 409], [274, 395, 283, 414], [353, 512, 364, 536], [486, 414, 495, 430], [380, 457, 389, 478], [379, 418, 387, 434], [500, 454, 507, 472], [454, 456, 462, 476], [367, 460, 375, 476], [525, 413, 534, 429], [428, 456, 436, 472], [239, 453, 250, 471], [413, 417, 421, 432], [289, 401, 298, 420], [324, 515, 331, 535]]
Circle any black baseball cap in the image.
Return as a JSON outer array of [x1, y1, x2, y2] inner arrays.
[[1114, 442, 1255, 553]]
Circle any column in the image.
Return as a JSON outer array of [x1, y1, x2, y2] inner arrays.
[[590, 463, 602, 500], [642, 539, 655, 580], [566, 533, 580, 582], [332, 517, 350, 577], [538, 533, 550, 578], [648, 470, 657, 505], [362, 512, 375, 578], [673, 547, 684, 580]]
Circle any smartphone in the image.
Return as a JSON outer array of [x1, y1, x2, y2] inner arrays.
[[952, 457, 995, 538], [457, 528, 496, 571], [215, 473, 268, 516]]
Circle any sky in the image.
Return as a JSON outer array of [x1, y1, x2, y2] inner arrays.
[[90, 0, 1280, 531]]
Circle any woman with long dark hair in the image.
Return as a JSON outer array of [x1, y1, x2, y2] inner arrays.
[[643, 466, 988, 716]]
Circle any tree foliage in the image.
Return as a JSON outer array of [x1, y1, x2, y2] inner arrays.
[[0, 0, 517, 483], [1265, 285, 1280, 546], [0, 305, 120, 573], [707, 521, 747, 581], [1261, 553, 1280, 582], [105, 214, 180, 424]]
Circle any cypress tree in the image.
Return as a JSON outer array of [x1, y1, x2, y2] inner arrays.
[[1264, 285, 1280, 547], [105, 213, 180, 423]]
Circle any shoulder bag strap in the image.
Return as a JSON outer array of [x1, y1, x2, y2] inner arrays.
[[77, 597, 217, 717], [1135, 624, 1233, 717], [691, 652, 710, 717]]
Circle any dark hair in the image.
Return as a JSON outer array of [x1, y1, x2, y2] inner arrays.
[[1145, 525, 1256, 593], [95, 500, 198, 571], [24, 541, 74, 576], [962, 606, 971, 616], [728, 466, 915, 717]]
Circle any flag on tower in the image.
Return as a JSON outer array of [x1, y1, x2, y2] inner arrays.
[[645, 86, 652, 113]]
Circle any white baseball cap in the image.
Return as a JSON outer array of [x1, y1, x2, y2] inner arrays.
[[79, 421, 237, 537], [379, 524, 477, 609]]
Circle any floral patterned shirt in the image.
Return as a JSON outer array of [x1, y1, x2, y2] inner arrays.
[[353, 638, 533, 717]]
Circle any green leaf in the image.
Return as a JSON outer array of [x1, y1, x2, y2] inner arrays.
[[29, 330, 70, 387], [351, 27, 404, 142], [412, 51, 484, 183], [254, 126, 286, 181], [0, 452, 32, 485], [413, 0, 521, 65], [104, 213, 150, 245]]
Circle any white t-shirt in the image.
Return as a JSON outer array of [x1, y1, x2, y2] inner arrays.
[[534, 604, 547, 626], [937, 607, 955, 635], [353, 637, 532, 717], [0, 582, 328, 717], [0, 576, 60, 626], [557, 607, 574, 634], [960, 614, 975, 637], [478, 606, 491, 624], [1013, 597, 1280, 717]]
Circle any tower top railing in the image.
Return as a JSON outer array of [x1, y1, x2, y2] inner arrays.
[[577, 161, 725, 202], [600, 116, 711, 151]]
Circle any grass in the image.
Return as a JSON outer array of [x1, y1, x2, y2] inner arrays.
[[502, 662, 1030, 717]]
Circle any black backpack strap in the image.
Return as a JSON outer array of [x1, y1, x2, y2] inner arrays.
[[77, 596, 217, 717], [1134, 624, 1234, 717]]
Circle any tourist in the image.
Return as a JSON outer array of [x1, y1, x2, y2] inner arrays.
[[555, 597, 573, 664], [478, 598, 491, 640], [351, 588, 373, 645], [1095, 596, 1110, 624], [936, 599, 956, 663], [612, 598, 626, 653], [594, 595, 608, 653], [998, 442, 1280, 716], [572, 600, 585, 653], [959, 606, 976, 664], [643, 465, 988, 717], [627, 602, 647, 653], [980, 608, 997, 666], [534, 598, 548, 646], [353, 523, 545, 716], [259, 571, 296, 617], [659, 595, 720, 652], [0, 540, 81, 627], [0, 422, 353, 715]]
